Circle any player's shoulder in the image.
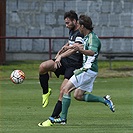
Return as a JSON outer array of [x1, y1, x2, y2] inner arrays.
[[89, 32, 100, 40], [89, 32, 101, 46], [72, 30, 84, 38]]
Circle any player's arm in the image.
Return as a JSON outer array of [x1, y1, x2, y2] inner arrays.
[[54, 36, 84, 68], [58, 48, 76, 58], [73, 43, 95, 56], [56, 36, 84, 59], [54, 48, 77, 69], [55, 36, 83, 58], [78, 46, 95, 56], [55, 42, 69, 59]]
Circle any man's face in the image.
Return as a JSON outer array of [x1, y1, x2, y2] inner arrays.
[[64, 17, 76, 30]]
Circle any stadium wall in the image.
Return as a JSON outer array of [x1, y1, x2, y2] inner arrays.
[[6, 0, 133, 61]]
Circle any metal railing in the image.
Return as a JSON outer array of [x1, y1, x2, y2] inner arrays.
[[0, 36, 133, 64]]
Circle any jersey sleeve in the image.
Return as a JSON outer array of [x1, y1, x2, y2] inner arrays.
[[88, 34, 101, 53], [75, 36, 84, 44], [69, 30, 84, 45]]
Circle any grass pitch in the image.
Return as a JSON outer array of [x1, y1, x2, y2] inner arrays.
[[0, 61, 133, 133]]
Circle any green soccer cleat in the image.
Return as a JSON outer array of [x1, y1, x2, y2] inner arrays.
[[38, 119, 54, 127], [42, 88, 52, 108]]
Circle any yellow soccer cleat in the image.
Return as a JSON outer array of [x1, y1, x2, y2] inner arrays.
[[38, 119, 54, 127], [42, 88, 52, 108]]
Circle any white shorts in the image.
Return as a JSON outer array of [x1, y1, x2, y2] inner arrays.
[[70, 69, 97, 92]]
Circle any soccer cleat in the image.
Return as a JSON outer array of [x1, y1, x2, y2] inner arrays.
[[104, 95, 115, 112], [49, 116, 67, 125], [38, 119, 54, 127], [42, 88, 52, 108]]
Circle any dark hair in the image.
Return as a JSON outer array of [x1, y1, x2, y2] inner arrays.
[[64, 10, 78, 21], [79, 15, 93, 31]]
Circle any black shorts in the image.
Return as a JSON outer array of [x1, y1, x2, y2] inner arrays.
[[53, 58, 81, 79]]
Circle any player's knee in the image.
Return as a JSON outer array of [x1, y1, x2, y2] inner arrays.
[[61, 87, 66, 94], [74, 93, 82, 101], [62, 86, 69, 95], [60, 89, 64, 95], [39, 62, 47, 74]]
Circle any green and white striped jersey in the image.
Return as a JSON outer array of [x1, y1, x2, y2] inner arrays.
[[83, 32, 101, 72]]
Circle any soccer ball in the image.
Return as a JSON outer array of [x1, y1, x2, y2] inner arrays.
[[10, 70, 25, 84]]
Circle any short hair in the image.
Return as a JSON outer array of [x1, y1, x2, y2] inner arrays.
[[79, 15, 93, 31], [64, 10, 78, 21]]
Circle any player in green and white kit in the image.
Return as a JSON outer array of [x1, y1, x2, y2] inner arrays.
[[51, 15, 115, 124]]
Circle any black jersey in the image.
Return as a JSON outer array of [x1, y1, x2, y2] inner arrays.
[[63, 30, 84, 68]]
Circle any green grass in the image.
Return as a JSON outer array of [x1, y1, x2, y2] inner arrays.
[[0, 60, 133, 79], [0, 61, 133, 133]]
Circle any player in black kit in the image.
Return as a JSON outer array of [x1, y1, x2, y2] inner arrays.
[[38, 10, 84, 127]]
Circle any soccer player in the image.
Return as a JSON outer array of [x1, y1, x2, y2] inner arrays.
[[38, 11, 83, 126], [50, 15, 115, 124]]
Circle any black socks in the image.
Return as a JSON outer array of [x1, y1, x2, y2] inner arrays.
[[51, 100, 62, 118], [39, 73, 49, 94]]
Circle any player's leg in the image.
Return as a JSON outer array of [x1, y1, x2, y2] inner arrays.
[[38, 62, 67, 127], [50, 67, 75, 118], [74, 89, 105, 103], [50, 78, 68, 118], [51, 80, 75, 124], [73, 70, 115, 112], [74, 89, 115, 112], [56, 70, 101, 121], [43, 76, 75, 125], [38, 80, 72, 127], [70, 70, 103, 102], [38, 67, 76, 126], [39, 60, 56, 107], [52, 72, 86, 123]]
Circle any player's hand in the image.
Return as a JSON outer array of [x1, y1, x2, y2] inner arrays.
[[58, 46, 68, 55], [55, 53, 59, 59], [54, 55, 62, 69], [73, 43, 84, 51], [62, 45, 68, 51]]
